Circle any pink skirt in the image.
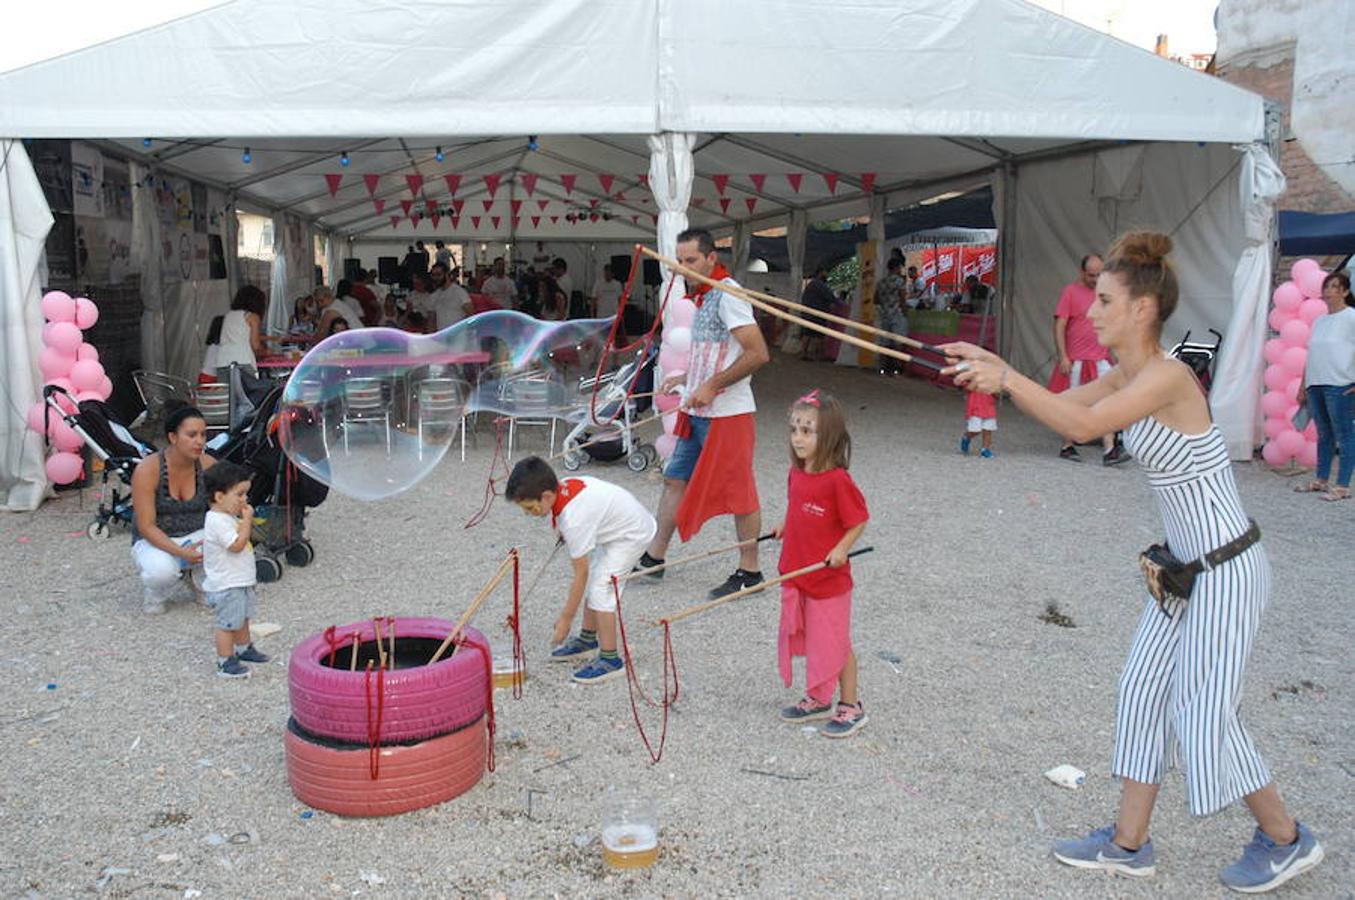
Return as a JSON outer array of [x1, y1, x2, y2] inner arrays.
[[778, 584, 853, 705]]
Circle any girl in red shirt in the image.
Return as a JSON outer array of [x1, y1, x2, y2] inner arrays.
[[773, 389, 870, 738]]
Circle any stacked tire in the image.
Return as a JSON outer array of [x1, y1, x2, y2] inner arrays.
[[285, 616, 490, 817]]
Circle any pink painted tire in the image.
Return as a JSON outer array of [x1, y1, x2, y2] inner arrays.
[[288, 617, 490, 744], [285, 716, 486, 817]]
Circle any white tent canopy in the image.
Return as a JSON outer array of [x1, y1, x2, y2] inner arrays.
[[1, 0, 1277, 508]]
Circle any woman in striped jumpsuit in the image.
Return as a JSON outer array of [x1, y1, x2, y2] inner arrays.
[[942, 232, 1322, 894]]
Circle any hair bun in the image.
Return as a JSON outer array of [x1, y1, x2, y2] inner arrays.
[[1109, 231, 1172, 266]]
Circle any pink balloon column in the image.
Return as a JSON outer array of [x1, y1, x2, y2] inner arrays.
[[24, 291, 107, 484], [654, 294, 697, 460], [1261, 262, 1326, 468]]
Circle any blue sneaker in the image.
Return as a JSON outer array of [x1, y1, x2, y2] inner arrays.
[[1220, 822, 1322, 894], [959, 435, 971, 455], [1053, 825, 1156, 877], [980, 448, 994, 459], [572, 655, 625, 684], [550, 635, 597, 662], [236, 644, 270, 664]]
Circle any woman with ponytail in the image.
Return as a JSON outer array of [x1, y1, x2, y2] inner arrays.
[[941, 232, 1323, 893]]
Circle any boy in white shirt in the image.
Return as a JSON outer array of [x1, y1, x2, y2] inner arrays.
[[201, 463, 269, 678], [506, 456, 656, 684]]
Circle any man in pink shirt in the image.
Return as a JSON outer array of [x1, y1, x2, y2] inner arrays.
[[1049, 254, 1129, 465]]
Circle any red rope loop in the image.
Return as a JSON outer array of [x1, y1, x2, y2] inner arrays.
[[612, 575, 680, 763], [510, 550, 524, 701], [464, 418, 510, 529], [454, 632, 498, 772], [322, 625, 340, 668], [363, 656, 386, 780]]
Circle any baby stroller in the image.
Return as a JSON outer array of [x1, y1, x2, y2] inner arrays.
[[211, 381, 329, 583], [43, 385, 155, 539], [559, 347, 658, 473], [1169, 328, 1223, 394]]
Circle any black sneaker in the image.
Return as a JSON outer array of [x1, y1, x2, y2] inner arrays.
[[216, 656, 250, 679], [1102, 444, 1132, 467], [1059, 445, 1081, 461], [709, 569, 764, 600], [632, 552, 665, 580], [236, 644, 270, 664]]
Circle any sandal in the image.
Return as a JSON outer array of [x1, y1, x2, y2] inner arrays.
[[1293, 480, 1328, 493], [1322, 487, 1350, 502]]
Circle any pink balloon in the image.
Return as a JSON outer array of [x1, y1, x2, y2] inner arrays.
[[1279, 345, 1307, 376], [661, 410, 677, 433], [25, 402, 49, 435], [1290, 258, 1320, 284], [1267, 307, 1293, 332], [76, 342, 99, 362], [1277, 429, 1306, 457], [1279, 319, 1310, 347], [1261, 440, 1292, 467], [1296, 439, 1318, 468], [50, 418, 83, 452], [664, 325, 692, 356], [1259, 390, 1291, 418], [45, 451, 84, 484], [1262, 338, 1288, 366], [654, 433, 677, 460], [654, 392, 681, 414], [38, 347, 75, 381], [666, 297, 696, 330], [40, 291, 76, 323], [74, 297, 99, 329], [1263, 417, 1289, 440], [1271, 281, 1303, 313], [46, 321, 82, 355], [658, 344, 686, 374], [75, 390, 103, 404], [69, 359, 105, 391], [1297, 267, 1326, 299], [1263, 364, 1291, 392], [45, 386, 78, 415], [96, 375, 114, 401], [1297, 298, 1327, 325], [1284, 377, 1302, 401]]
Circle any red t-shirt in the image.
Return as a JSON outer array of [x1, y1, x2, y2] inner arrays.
[[778, 466, 869, 597], [1054, 282, 1110, 362]]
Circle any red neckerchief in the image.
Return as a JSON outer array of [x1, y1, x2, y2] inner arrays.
[[550, 478, 587, 529], [685, 262, 731, 308]]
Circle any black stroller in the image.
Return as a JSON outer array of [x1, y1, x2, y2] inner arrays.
[[43, 385, 154, 539], [212, 381, 329, 583], [1169, 328, 1223, 393]]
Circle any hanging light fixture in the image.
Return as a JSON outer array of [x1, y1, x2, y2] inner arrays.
[[242, 147, 252, 164], [435, 146, 445, 162], [527, 135, 539, 152], [340, 151, 351, 167], [141, 138, 153, 147]]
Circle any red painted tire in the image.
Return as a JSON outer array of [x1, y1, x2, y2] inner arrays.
[[285, 716, 486, 817], [289, 617, 491, 744]]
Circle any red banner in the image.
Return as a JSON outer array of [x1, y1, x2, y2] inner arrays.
[[916, 244, 997, 294]]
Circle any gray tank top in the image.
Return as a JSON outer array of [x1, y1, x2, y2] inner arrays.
[[131, 450, 207, 542]]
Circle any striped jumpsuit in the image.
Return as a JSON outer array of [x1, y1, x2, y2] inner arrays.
[[1113, 417, 1273, 817]]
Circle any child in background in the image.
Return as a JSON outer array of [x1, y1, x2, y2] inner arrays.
[[506, 456, 657, 684], [774, 389, 870, 738], [201, 462, 269, 678], [960, 391, 998, 458]]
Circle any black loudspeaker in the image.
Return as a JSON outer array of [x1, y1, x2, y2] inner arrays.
[[377, 256, 400, 284], [643, 258, 661, 286], [611, 253, 632, 284], [343, 257, 362, 281]]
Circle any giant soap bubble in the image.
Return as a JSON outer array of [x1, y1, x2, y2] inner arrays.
[[277, 311, 637, 500]]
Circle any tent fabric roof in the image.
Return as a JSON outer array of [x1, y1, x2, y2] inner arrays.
[[0, 0, 1266, 242]]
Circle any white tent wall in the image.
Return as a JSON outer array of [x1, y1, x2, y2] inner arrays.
[[0, 141, 55, 511]]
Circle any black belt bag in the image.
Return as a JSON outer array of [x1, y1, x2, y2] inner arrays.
[[1139, 520, 1261, 612]]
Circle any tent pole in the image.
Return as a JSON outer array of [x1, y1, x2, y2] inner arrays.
[[997, 162, 1017, 361]]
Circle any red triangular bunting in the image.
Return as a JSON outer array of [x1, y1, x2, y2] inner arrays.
[[372, 198, 385, 215], [598, 174, 614, 194], [399, 199, 413, 216], [484, 174, 501, 197], [410, 213, 421, 228], [364, 174, 381, 195], [749, 173, 766, 192], [450, 215, 460, 229], [324, 173, 343, 196], [471, 216, 481, 228], [860, 172, 877, 193], [638, 173, 649, 187], [651, 215, 658, 225], [511, 200, 523, 215], [481, 200, 494, 213], [745, 198, 758, 214], [823, 173, 839, 194], [712, 174, 730, 196], [521, 173, 537, 196], [536, 199, 549, 211], [531, 216, 541, 228], [550, 215, 559, 224], [719, 198, 731, 214], [405, 174, 424, 195], [691, 197, 705, 207], [444, 174, 461, 196], [390, 216, 400, 229], [785, 173, 803, 193], [425, 200, 438, 215], [560, 174, 576, 195], [452, 199, 465, 215], [491, 216, 501, 229], [431, 213, 441, 228]]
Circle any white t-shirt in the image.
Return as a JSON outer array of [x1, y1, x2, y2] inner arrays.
[[593, 279, 623, 318], [202, 509, 256, 592], [685, 278, 759, 418], [334, 297, 365, 329], [405, 290, 434, 317], [555, 476, 657, 560], [481, 275, 517, 307], [430, 284, 472, 330], [1305, 306, 1355, 386], [215, 310, 256, 368]]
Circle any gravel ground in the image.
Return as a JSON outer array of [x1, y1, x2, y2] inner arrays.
[[1, 352, 1350, 899]]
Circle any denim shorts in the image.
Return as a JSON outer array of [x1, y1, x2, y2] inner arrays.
[[205, 586, 257, 631], [663, 414, 713, 481]]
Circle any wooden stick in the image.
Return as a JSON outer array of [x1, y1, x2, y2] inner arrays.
[[615, 532, 776, 584], [521, 539, 564, 603], [428, 551, 517, 664], [659, 547, 874, 627], [349, 630, 360, 671], [638, 246, 946, 366], [372, 618, 387, 669]]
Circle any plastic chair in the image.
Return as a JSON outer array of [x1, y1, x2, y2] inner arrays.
[[414, 378, 469, 461], [340, 378, 391, 454], [191, 383, 231, 433], [503, 375, 559, 458]]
